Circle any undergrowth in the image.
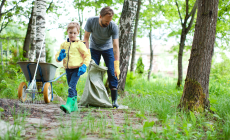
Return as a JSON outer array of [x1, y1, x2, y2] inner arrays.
[[0, 54, 230, 139]]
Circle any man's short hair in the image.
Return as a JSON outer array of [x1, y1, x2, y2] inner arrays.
[[100, 7, 114, 17], [67, 22, 80, 33]]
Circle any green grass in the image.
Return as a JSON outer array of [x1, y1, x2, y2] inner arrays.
[[120, 73, 230, 139], [1, 67, 230, 139], [53, 72, 230, 139]]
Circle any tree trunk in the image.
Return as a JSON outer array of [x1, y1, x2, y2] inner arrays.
[[78, 8, 83, 40], [117, 0, 137, 91], [35, 0, 46, 62], [148, 27, 153, 81], [29, 1, 37, 61], [177, 28, 186, 87], [130, 0, 141, 72], [178, 0, 219, 111], [176, 1, 197, 88], [23, 3, 34, 59]]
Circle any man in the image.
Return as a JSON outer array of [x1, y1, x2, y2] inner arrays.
[[83, 7, 120, 108]]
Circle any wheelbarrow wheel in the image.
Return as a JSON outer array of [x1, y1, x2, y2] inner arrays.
[[43, 82, 52, 103], [18, 82, 27, 102]]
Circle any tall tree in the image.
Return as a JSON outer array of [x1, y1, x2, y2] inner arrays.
[[175, 0, 198, 88], [137, 0, 161, 80], [178, 0, 219, 111], [147, 0, 153, 81], [148, 26, 153, 81], [130, 0, 141, 72], [23, 0, 59, 59], [117, 0, 137, 91]]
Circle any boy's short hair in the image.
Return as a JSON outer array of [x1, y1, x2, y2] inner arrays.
[[100, 7, 114, 17], [67, 22, 80, 33]]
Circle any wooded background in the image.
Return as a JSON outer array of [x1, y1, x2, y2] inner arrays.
[[0, 0, 227, 111]]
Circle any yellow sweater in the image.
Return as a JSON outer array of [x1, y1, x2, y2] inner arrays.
[[55, 39, 91, 69]]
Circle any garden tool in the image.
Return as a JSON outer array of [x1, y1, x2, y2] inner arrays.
[[26, 36, 46, 99]]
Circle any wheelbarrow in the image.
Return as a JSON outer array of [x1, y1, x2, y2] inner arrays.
[[17, 61, 66, 103]]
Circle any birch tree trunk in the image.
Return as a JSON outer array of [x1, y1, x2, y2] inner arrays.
[[130, 0, 141, 72], [117, 0, 137, 91], [148, 27, 153, 81], [23, 2, 34, 59], [24, 0, 52, 59], [78, 8, 83, 40], [178, 0, 219, 111], [29, 1, 37, 61], [35, 0, 46, 62], [176, 1, 197, 88]]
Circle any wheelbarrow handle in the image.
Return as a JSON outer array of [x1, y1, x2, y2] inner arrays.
[[47, 72, 66, 83]]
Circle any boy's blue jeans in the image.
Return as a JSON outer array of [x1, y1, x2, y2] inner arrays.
[[90, 48, 118, 89], [66, 68, 80, 98]]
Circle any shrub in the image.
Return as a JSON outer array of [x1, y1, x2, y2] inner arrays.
[[135, 56, 145, 75]]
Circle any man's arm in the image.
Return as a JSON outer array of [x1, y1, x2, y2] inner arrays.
[[113, 39, 119, 60], [83, 31, 91, 49]]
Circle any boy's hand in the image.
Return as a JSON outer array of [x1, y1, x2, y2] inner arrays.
[[78, 64, 87, 76], [57, 49, 66, 61]]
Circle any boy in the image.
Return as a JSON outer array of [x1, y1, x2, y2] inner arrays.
[[55, 22, 91, 113]]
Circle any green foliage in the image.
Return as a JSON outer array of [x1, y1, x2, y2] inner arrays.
[[0, 68, 26, 99], [216, 0, 230, 50], [0, 0, 29, 33], [52, 74, 68, 99], [138, 0, 166, 38], [125, 72, 136, 87], [46, 47, 52, 63], [135, 56, 145, 75], [210, 52, 230, 81], [0, 1, 230, 139]]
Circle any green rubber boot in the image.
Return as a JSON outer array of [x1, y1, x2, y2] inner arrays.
[[60, 97, 75, 114], [72, 96, 78, 112]]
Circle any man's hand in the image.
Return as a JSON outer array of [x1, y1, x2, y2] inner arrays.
[[78, 64, 87, 76], [114, 60, 120, 79], [57, 49, 66, 61]]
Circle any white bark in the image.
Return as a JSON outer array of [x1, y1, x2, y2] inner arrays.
[[35, 0, 46, 62], [118, 0, 137, 91]]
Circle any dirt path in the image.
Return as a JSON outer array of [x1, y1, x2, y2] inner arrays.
[[0, 98, 161, 139]]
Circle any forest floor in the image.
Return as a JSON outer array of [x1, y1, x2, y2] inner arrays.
[[0, 96, 161, 140]]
